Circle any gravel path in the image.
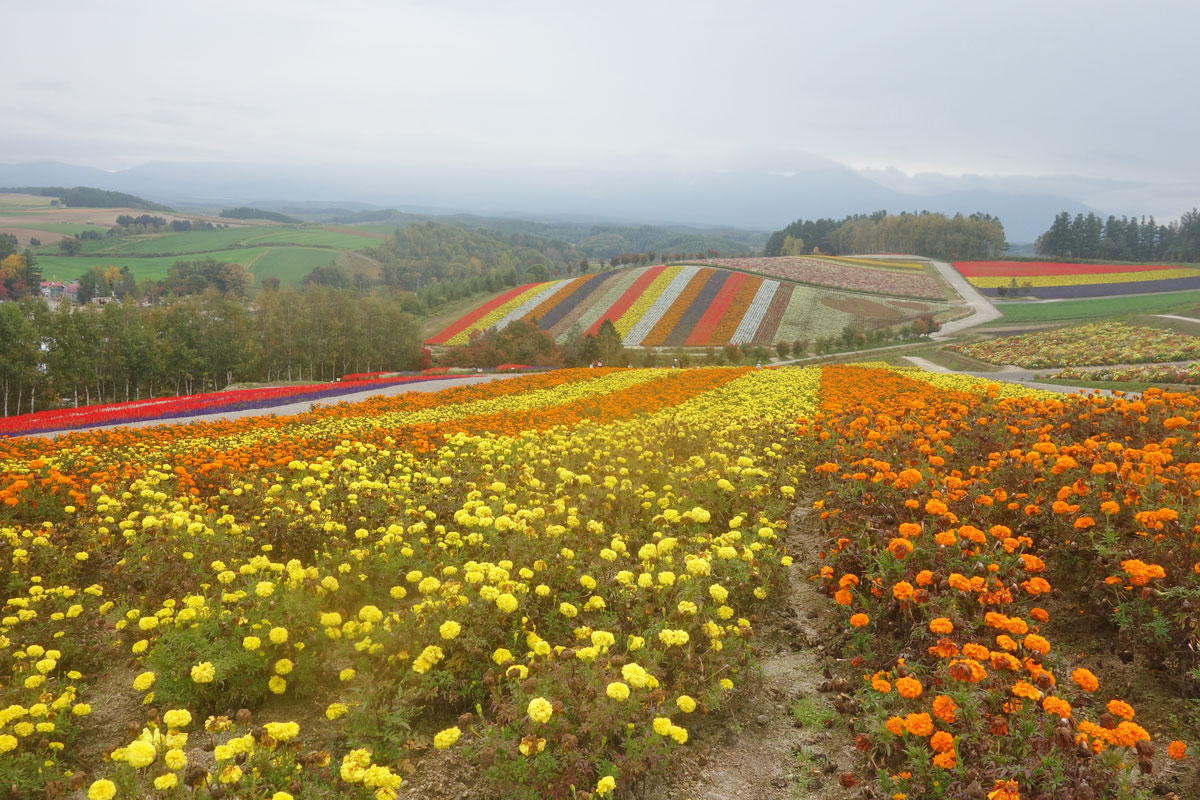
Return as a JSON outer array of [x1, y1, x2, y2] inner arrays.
[[902, 356, 1123, 396], [29, 374, 524, 439]]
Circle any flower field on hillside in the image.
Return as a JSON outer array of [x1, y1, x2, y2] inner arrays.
[[426, 265, 953, 348], [0, 374, 497, 438], [1043, 363, 1200, 386], [948, 322, 1200, 367], [690, 257, 945, 299], [954, 261, 1200, 298], [0, 366, 1194, 799]]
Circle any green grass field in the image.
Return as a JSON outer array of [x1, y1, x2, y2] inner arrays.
[[51, 226, 379, 256], [0, 193, 57, 210], [35, 246, 343, 285], [5, 222, 98, 235], [993, 290, 1200, 323]]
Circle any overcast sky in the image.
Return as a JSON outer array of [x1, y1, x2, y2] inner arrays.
[[4, 0, 1198, 215]]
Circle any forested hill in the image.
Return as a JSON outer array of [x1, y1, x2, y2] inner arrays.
[[0, 186, 172, 211], [328, 208, 764, 260], [766, 210, 1006, 260], [219, 207, 303, 224]]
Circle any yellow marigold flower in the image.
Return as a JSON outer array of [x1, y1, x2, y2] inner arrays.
[[165, 748, 187, 770], [720, 678, 733, 690], [268, 676, 287, 694], [191, 662, 215, 684], [496, 593, 519, 613], [263, 721, 300, 741], [358, 605, 383, 623], [272, 793, 295, 800], [72, 703, 92, 716], [339, 668, 356, 681], [652, 717, 673, 736], [676, 695, 696, 713], [153, 773, 178, 790], [606, 682, 631, 701], [439, 620, 462, 640], [243, 636, 261, 651], [133, 671, 156, 692], [88, 780, 117, 800], [596, 775, 616, 796], [268, 627, 288, 644], [0, 734, 17, 753], [493, 648, 513, 665], [255, 581, 275, 597], [669, 724, 688, 744], [163, 709, 191, 729], [326, 703, 349, 720], [433, 727, 461, 749], [274, 658, 293, 675], [319, 612, 342, 627], [126, 739, 157, 768], [527, 697, 553, 724]]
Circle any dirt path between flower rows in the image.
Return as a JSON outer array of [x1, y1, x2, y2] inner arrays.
[[647, 505, 858, 800]]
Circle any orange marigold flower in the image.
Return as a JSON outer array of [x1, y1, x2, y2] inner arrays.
[[887, 538, 914, 560], [850, 613, 870, 628], [895, 676, 923, 699], [995, 634, 1018, 651], [934, 530, 957, 547], [834, 589, 853, 606], [1099, 500, 1120, 514], [1022, 634, 1050, 655], [1029, 607, 1049, 623], [924, 499, 948, 516], [931, 695, 958, 724], [948, 658, 987, 683], [892, 581, 915, 601], [987, 779, 1021, 800], [885, 716, 905, 736], [1020, 577, 1051, 595], [915, 570, 933, 586], [1106, 699, 1135, 721], [904, 712, 933, 737], [1004, 617, 1029, 636], [959, 525, 987, 544], [948, 573, 972, 591], [962, 642, 991, 660], [1121, 559, 1166, 586], [1070, 668, 1098, 693], [930, 730, 955, 753], [990, 652, 1021, 671], [898, 521, 922, 537], [1073, 516, 1096, 530], [1042, 696, 1072, 718], [928, 638, 959, 659], [1011, 681, 1042, 700], [1113, 721, 1149, 747], [839, 573, 860, 588], [928, 617, 953, 635], [932, 751, 957, 769], [872, 678, 892, 693], [1167, 740, 1187, 760]]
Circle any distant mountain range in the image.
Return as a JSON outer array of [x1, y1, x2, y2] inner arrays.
[[0, 158, 1104, 243]]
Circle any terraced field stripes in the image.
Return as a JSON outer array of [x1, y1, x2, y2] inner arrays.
[[546, 271, 629, 340], [538, 270, 620, 331], [587, 265, 667, 336], [641, 267, 718, 348], [708, 275, 764, 345], [623, 265, 701, 345], [730, 279, 780, 344], [425, 282, 537, 344], [685, 271, 749, 346], [750, 282, 795, 346], [493, 279, 573, 330], [662, 269, 727, 348]]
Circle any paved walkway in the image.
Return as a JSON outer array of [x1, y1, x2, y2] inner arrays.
[[1156, 314, 1200, 325], [28, 374, 523, 439]]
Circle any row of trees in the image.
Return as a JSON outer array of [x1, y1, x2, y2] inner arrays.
[[1035, 210, 1200, 262], [0, 236, 41, 300], [765, 210, 1007, 260], [0, 286, 425, 417]]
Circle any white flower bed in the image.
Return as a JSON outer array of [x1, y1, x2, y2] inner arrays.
[[730, 280, 780, 344]]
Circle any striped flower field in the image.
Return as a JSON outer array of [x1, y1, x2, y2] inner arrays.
[[427, 265, 954, 347], [954, 261, 1200, 298]]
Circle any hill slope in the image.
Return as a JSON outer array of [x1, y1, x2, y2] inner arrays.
[[427, 260, 961, 348]]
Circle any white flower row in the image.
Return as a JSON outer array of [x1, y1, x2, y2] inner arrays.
[[491, 279, 571, 331], [623, 266, 700, 346], [730, 280, 780, 344]]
